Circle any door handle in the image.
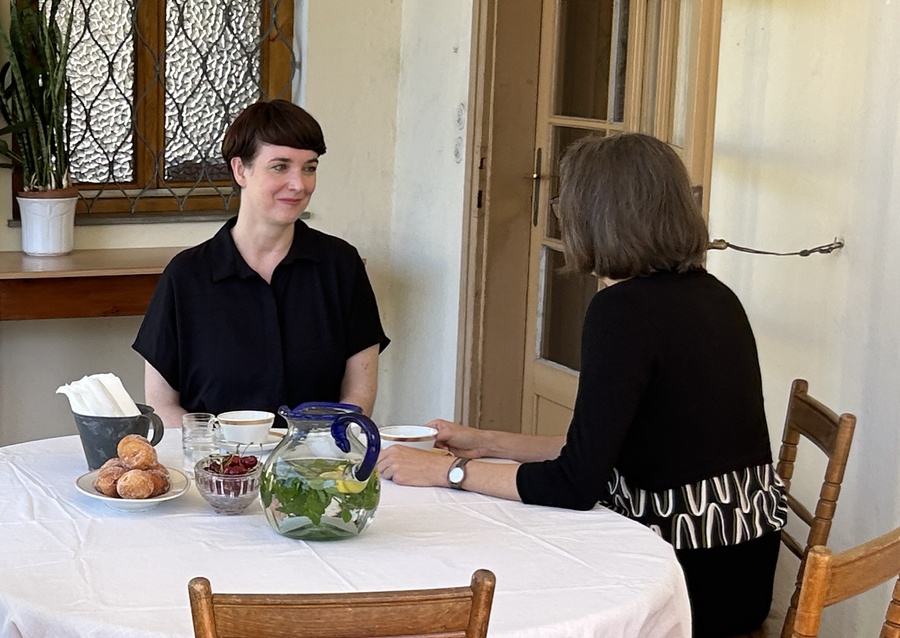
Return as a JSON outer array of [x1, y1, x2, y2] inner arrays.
[[531, 147, 542, 227], [691, 184, 703, 209]]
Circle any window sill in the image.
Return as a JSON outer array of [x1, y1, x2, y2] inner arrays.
[[6, 211, 309, 227], [5, 212, 233, 228], [0, 247, 185, 321]]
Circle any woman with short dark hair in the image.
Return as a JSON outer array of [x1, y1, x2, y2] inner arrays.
[[221, 99, 328, 170], [134, 100, 390, 428], [377, 133, 785, 637]]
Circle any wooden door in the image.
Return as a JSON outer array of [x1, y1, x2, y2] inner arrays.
[[520, 0, 723, 436], [458, 0, 721, 435]]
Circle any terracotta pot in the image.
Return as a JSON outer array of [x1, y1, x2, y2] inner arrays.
[[17, 188, 78, 256]]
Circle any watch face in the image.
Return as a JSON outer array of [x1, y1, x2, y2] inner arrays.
[[449, 466, 464, 484]]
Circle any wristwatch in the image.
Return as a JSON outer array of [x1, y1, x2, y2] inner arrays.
[[448, 457, 470, 490]]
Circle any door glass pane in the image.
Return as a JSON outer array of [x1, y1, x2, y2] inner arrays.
[[611, 0, 630, 123], [538, 246, 598, 371], [546, 126, 608, 240], [671, 0, 693, 149], [555, 0, 620, 120], [640, 0, 662, 133]]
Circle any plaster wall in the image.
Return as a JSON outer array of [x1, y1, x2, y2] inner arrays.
[[709, 1, 900, 634], [383, 1, 473, 424]]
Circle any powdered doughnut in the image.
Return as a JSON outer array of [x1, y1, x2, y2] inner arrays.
[[119, 439, 158, 470], [146, 467, 171, 497], [94, 464, 127, 497], [116, 434, 149, 457], [99, 458, 128, 472], [116, 469, 155, 499]]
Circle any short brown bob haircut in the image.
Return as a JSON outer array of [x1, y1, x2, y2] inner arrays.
[[557, 132, 708, 280], [222, 99, 326, 181]]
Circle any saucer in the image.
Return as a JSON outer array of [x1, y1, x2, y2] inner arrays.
[[216, 431, 283, 454], [75, 467, 190, 512]]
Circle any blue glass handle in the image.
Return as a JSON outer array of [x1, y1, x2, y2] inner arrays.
[[331, 414, 381, 481]]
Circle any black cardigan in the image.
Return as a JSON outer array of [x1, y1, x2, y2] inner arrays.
[[517, 269, 774, 510]]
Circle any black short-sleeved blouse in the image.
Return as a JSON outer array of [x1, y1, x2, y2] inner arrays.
[[132, 217, 390, 416]]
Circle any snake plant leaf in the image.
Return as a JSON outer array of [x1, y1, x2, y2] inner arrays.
[[0, 0, 73, 192]]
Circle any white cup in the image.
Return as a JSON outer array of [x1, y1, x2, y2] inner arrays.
[[380, 425, 438, 451], [213, 410, 275, 445]]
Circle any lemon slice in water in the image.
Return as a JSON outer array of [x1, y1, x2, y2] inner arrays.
[[335, 478, 367, 494], [320, 465, 367, 494]]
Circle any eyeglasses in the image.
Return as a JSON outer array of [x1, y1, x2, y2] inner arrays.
[[549, 196, 560, 221]]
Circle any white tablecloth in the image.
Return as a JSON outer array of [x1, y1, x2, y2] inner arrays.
[[0, 432, 691, 638]]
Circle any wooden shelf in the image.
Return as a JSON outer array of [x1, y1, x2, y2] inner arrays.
[[0, 247, 185, 321]]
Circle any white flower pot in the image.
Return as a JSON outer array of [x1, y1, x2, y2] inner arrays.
[[17, 191, 78, 256]]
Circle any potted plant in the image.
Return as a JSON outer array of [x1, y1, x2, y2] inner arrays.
[[0, 0, 75, 256]]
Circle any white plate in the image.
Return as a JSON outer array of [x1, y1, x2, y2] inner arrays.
[[75, 467, 190, 512], [216, 431, 284, 454]]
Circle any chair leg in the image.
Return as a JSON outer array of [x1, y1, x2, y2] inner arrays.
[[781, 550, 812, 638], [782, 601, 798, 638]]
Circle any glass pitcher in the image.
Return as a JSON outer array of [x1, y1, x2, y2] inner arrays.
[[260, 402, 381, 540]]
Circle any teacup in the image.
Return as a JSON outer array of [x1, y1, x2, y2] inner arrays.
[[380, 425, 438, 451], [213, 410, 274, 445]]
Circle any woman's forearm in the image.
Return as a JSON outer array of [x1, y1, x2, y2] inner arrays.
[[340, 345, 380, 416], [375, 445, 523, 502], [457, 460, 523, 501], [144, 361, 186, 428], [481, 430, 566, 463]]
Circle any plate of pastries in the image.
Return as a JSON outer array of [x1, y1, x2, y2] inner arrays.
[[75, 434, 189, 512]]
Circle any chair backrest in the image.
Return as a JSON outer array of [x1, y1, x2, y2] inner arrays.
[[789, 526, 900, 637], [188, 569, 496, 638], [777, 378, 857, 638]]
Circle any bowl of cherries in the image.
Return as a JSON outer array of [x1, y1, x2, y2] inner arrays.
[[194, 453, 261, 515]]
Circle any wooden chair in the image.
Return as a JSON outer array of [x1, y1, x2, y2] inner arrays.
[[188, 569, 496, 638], [789, 526, 900, 637], [776, 378, 857, 637]]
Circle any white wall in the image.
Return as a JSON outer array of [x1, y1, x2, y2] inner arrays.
[[709, 1, 900, 634], [302, 0, 402, 427], [384, 1, 472, 424], [0, 0, 473, 445]]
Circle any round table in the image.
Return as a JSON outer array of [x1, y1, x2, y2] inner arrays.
[[0, 432, 691, 637]]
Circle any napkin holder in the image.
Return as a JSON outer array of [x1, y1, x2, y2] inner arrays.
[[72, 404, 164, 470]]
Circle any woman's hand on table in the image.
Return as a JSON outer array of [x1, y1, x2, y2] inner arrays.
[[377, 419, 547, 500], [377, 445, 456, 487], [429, 419, 490, 459], [377, 443, 524, 501], [428, 419, 565, 463]]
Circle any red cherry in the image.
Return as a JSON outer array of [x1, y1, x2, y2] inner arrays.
[[204, 454, 258, 476]]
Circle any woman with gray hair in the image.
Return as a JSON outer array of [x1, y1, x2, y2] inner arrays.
[[377, 133, 786, 636]]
